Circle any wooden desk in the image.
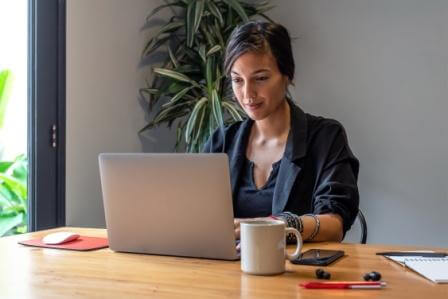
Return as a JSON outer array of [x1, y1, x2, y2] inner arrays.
[[1, 227, 446, 298]]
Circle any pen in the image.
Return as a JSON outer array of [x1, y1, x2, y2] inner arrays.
[[376, 251, 447, 257], [299, 281, 387, 289]]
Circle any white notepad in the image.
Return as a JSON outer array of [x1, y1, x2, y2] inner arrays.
[[404, 257, 448, 283]]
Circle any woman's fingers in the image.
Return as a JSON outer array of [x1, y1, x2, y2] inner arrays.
[[234, 218, 241, 239]]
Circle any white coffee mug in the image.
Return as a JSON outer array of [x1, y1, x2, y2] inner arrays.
[[240, 220, 303, 275]]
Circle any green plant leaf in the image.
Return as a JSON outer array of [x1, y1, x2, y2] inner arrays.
[[206, 57, 213, 93], [8, 155, 27, 185], [193, 103, 207, 146], [186, 1, 195, 47], [225, 3, 234, 28], [222, 101, 244, 121], [162, 86, 194, 107], [193, 0, 205, 34], [185, 0, 205, 48], [0, 211, 23, 237], [174, 65, 200, 75], [199, 22, 216, 47], [215, 65, 222, 91], [140, 88, 160, 98], [167, 46, 179, 69], [142, 20, 183, 56], [167, 111, 189, 129], [206, 45, 221, 56], [153, 67, 199, 86], [222, 0, 249, 22], [0, 69, 14, 129], [185, 97, 208, 144], [140, 88, 161, 111], [154, 102, 191, 124], [198, 44, 206, 62], [141, 103, 191, 133], [0, 187, 13, 208], [175, 121, 186, 151], [211, 89, 224, 128], [207, 1, 224, 27], [213, 19, 225, 47], [0, 161, 13, 173], [0, 173, 27, 202], [142, 35, 172, 57], [145, 2, 184, 21]]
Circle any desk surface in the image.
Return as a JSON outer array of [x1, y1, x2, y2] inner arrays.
[[1, 227, 447, 298]]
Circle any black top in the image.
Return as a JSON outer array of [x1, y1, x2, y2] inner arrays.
[[202, 100, 360, 235], [235, 158, 281, 218]]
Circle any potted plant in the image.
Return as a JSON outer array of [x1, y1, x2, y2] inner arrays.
[[140, 0, 274, 152]]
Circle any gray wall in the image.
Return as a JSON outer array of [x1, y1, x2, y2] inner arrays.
[[270, 0, 448, 246], [66, 0, 172, 227], [66, 0, 448, 246]]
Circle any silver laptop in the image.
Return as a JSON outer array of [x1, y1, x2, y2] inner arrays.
[[98, 153, 239, 260]]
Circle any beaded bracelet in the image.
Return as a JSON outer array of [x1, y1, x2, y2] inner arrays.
[[283, 211, 304, 233], [304, 214, 320, 241], [273, 212, 304, 243]]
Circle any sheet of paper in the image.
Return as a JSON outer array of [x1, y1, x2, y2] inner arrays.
[[404, 257, 448, 283], [382, 251, 437, 265]]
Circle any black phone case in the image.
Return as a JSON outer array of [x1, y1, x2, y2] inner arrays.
[[291, 250, 345, 266]]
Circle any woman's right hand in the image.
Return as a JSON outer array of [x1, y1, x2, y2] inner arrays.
[[234, 218, 242, 240]]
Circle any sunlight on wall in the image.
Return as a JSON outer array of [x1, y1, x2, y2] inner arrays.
[[0, 0, 28, 160]]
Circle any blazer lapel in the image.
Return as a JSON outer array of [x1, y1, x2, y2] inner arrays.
[[229, 119, 252, 202], [272, 101, 308, 213], [272, 158, 302, 214]]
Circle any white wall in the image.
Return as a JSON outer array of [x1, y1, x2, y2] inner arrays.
[[66, 0, 172, 227], [270, 0, 448, 246]]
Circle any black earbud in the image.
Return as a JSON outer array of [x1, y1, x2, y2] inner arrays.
[[363, 271, 382, 281], [315, 268, 331, 280]]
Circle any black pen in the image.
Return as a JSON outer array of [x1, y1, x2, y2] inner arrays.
[[376, 252, 447, 257]]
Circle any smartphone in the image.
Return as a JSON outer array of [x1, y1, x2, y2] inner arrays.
[[291, 249, 345, 266]]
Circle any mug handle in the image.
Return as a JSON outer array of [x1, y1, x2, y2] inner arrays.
[[284, 227, 303, 261]]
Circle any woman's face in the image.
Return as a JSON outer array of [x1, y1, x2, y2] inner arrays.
[[230, 50, 289, 121]]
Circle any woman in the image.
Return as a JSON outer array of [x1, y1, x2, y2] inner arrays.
[[203, 21, 359, 242]]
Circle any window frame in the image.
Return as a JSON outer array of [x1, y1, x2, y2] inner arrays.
[[28, 0, 66, 231]]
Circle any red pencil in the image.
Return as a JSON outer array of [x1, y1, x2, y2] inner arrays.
[[300, 281, 387, 289]]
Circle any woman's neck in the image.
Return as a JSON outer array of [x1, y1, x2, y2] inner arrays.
[[252, 100, 291, 144]]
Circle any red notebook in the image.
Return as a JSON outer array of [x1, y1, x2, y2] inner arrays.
[[19, 236, 109, 251]]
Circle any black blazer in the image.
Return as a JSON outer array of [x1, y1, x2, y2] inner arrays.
[[203, 102, 360, 234]]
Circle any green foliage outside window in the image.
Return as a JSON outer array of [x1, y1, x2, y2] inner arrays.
[[0, 154, 27, 237], [0, 69, 27, 237]]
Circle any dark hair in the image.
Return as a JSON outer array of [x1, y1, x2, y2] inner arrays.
[[224, 21, 295, 81]]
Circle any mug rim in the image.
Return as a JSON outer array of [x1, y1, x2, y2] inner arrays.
[[240, 220, 285, 226]]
